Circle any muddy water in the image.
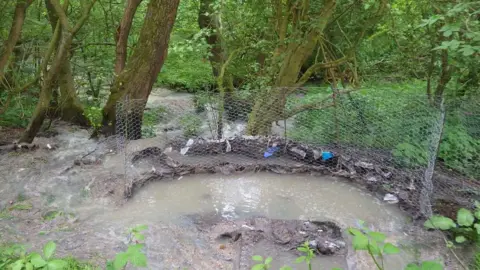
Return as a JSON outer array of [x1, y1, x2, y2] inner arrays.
[[112, 172, 405, 229], [89, 172, 411, 269]]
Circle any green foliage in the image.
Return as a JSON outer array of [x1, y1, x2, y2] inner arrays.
[[296, 241, 316, 270], [348, 221, 401, 270], [0, 241, 70, 270], [424, 204, 480, 244], [179, 113, 202, 138], [392, 143, 428, 168], [438, 125, 480, 179], [404, 261, 444, 270], [141, 107, 167, 138], [83, 106, 103, 130], [251, 255, 272, 270], [106, 224, 149, 270]]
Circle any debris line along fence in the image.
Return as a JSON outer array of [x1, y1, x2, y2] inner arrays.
[[115, 87, 480, 220]]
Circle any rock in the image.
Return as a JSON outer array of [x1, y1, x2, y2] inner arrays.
[[383, 193, 399, 204], [366, 176, 377, 182], [289, 147, 307, 159], [180, 147, 189, 155], [354, 161, 374, 170], [317, 239, 345, 255]]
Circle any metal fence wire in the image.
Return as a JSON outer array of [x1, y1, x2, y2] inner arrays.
[[115, 87, 480, 221]]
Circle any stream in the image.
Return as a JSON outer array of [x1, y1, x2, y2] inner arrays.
[[0, 88, 455, 269]]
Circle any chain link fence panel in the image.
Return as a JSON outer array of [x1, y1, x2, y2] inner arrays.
[[115, 87, 480, 221]]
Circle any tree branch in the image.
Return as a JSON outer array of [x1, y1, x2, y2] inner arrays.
[[72, 0, 97, 35], [49, 0, 70, 31], [295, 55, 350, 87], [283, 88, 360, 118]]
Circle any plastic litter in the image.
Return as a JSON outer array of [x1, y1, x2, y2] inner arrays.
[[264, 146, 280, 158], [321, 151, 334, 161]]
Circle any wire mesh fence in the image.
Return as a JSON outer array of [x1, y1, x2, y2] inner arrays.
[[115, 86, 480, 221]]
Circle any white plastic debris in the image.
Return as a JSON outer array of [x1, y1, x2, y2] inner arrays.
[[163, 147, 172, 153], [312, 149, 321, 160], [225, 139, 232, 153], [290, 147, 307, 158], [186, 139, 194, 147], [180, 147, 189, 155], [383, 193, 399, 204], [46, 144, 52, 150]]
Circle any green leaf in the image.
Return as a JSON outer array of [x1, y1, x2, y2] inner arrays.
[[474, 223, 480, 235], [126, 244, 144, 253], [348, 228, 364, 236], [130, 251, 147, 267], [352, 233, 369, 250], [30, 253, 47, 267], [43, 241, 56, 259], [279, 266, 292, 270], [424, 215, 456, 230], [252, 264, 265, 270], [47, 259, 68, 270], [368, 240, 380, 255], [405, 263, 421, 270], [457, 208, 474, 226], [420, 261, 443, 270], [134, 224, 148, 232], [252, 255, 263, 262], [331, 268, 344, 270], [295, 256, 306, 263], [264, 257, 272, 265], [383, 243, 400, 254], [114, 252, 129, 270], [455, 235, 467, 243], [368, 232, 386, 242], [10, 260, 24, 270], [134, 232, 145, 241], [25, 262, 33, 270]]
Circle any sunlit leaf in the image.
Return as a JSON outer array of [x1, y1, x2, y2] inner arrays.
[[457, 208, 474, 226], [424, 215, 456, 230], [43, 241, 56, 259], [252, 255, 263, 262], [47, 259, 68, 270], [295, 256, 306, 263], [383, 243, 400, 254], [455, 235, 467, 243]]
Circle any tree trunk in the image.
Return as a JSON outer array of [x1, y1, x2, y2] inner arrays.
[[114, 0, 143, 74], [0, 0, 34, 82], [101, 0, 180, 138], [45, 0, 88, 126], [20, 0, 96, 143], [19, 33, 73, 143], [247, 0, 337, 135]]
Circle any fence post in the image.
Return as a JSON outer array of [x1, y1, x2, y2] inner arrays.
[[421, 98, 446, 217]]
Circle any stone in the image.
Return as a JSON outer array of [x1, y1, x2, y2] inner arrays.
[[290, 147, 307, 159], [354, 161, 374, 170], [383, 193, 399, 204]]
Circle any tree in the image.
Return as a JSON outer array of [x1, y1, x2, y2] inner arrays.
[[19, 0, 96, 143], [245, 0, 388, 135], [114, 0, 143, 75], [0, 0, 34, 84], [101, 0, 180, 139]]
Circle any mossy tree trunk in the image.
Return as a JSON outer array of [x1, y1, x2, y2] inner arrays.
[[199, 0, 236, 138], [0, 0, 34, 83], [247, 0, 337, 135], [19, 0, 96, 143], [101, 0, 180, 139], [114, 0, 143, 75], [45, 0, 89, 126], [246, 0, 387, 135]]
